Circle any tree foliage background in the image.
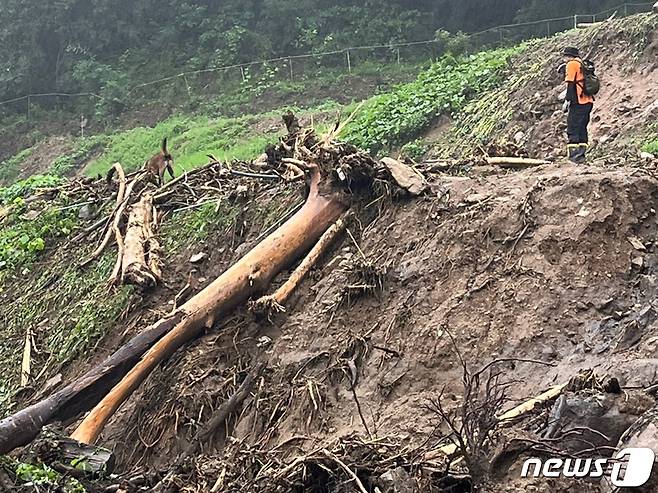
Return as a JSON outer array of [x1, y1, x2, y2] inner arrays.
[[0, 0, 629, 102]]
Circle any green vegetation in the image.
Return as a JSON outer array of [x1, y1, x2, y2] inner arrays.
[[1, 456, 86, 492], [642, 127, 658, 154], [400, 140, 430, 160], [161, 200, 241, 252], [81, 113, 280, 177], [0, 176, 75, 272], [51, 136, 106, 176], [1, 249, 133, 416], [342, 46, 525, 154], [0, 174, 63, 205], [0, 206, 76, 270], [0, 148, 34, 184]]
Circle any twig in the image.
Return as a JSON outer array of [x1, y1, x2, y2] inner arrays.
[[321, 448, 369, 493]]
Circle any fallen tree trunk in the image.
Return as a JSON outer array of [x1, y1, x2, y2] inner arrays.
[[71, 162, 347, 445], [119, 192, 159, 288], [0, 163, 348, 452], [486, 157, 550, 168], [251, 211, 350, 316], [0, 311, 185, 453]]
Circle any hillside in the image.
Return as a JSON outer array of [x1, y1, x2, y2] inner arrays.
[[1, 12, 658, 493]]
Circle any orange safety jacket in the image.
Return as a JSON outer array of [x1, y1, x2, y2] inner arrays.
[[565, 58, 594, 105]]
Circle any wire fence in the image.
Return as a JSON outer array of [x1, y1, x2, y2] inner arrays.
[[0, 2, 654, 119]]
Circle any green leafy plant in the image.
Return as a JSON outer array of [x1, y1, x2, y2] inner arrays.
[[400, 139, 429, 160], [341, 45, 524, 154], [0, 206, 77, 270], [0, 174, 63, 205]]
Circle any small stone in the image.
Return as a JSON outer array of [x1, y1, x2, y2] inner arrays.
[[640, 151, 655, 160], [78, 204, 95, 220], [256, 336, 272, 348], [628, 236, 647, 251], [513, 131, 525, 145], [189, 252, 208, 264], [632, 256, 644, 270]]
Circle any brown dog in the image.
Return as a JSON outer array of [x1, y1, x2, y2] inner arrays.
[[145, 138, 175, 185]]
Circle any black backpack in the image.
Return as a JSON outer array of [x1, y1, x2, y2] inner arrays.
[[579, 59, 601, 96]]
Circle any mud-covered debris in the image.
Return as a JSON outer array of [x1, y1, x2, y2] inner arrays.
[[544, 390, 654, 453], [377, 467, 415, 493], [379, 157, 429, 196], [628, 235, 647, 251], [604, 406, 658, 492]]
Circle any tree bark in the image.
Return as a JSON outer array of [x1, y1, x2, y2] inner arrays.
[[120, 192, 159, 287], [0, 311, 184, 454], [486, 157, 549, 168], [0, 164, 346, 453], [70, 163, 346, 444], [252, 212, 350, 316]]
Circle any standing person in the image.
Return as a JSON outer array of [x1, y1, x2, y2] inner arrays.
[[562, 47, 594, 163]]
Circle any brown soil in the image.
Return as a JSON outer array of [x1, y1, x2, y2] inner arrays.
[[4, 15, 658, 493], [87, 158, 658, 492]]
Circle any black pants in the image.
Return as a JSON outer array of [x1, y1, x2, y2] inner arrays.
[[567, 102, 593, 144]]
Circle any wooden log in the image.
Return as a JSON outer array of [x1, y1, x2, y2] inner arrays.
[[486, 157, 550, 168], [423, 383, 566, 461], [33, 427, 116, 476], [252, 212, 350, 315], [70, 162, 348, 445], [0, 311, 185, 454], [79, 164, 127, 268], [121, 193, 159, 288], [183, 362, 264, 458]]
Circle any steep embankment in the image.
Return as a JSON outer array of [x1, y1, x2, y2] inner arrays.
[[1, 13, 658, 493]]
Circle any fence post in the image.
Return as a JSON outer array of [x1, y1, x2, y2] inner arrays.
[[182, 74, 192, 101], [26, 95, 30, 121], [624, 3, 628, 16], [346, 49, 352, 74], [573, 14, 578, 29], [289, 57, 293, 80], [546, 20, 550, 37], [396, 48, 401, 67], [240, 66, 246, 83]]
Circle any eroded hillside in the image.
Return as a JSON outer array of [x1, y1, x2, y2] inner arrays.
[[1, 12, 658, 493]]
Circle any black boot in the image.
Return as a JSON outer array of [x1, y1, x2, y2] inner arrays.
[[567, 144, 580, 163], [575, 143, 588, 163]]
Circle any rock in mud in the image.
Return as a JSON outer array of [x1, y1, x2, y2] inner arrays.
[[189, 252, 208, 264], [544, 390, 653, 453], [379, 157, 429, 196], [602, 406, 658, 492], [376, 467, 415, 493], [78, 203, 96, 220]]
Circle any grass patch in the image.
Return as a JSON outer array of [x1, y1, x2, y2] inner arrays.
[[81, 113, 283, 178], [0, 147, 34, 185], [161, 200, 241, 253], [0, 248, 133, 417]]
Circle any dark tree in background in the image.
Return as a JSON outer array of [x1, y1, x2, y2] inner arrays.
[[0, 0, 633, 103]]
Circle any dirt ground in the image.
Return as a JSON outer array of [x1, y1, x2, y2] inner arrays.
[[78, 157, 657, 492], [3, 15, 658, 493]]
